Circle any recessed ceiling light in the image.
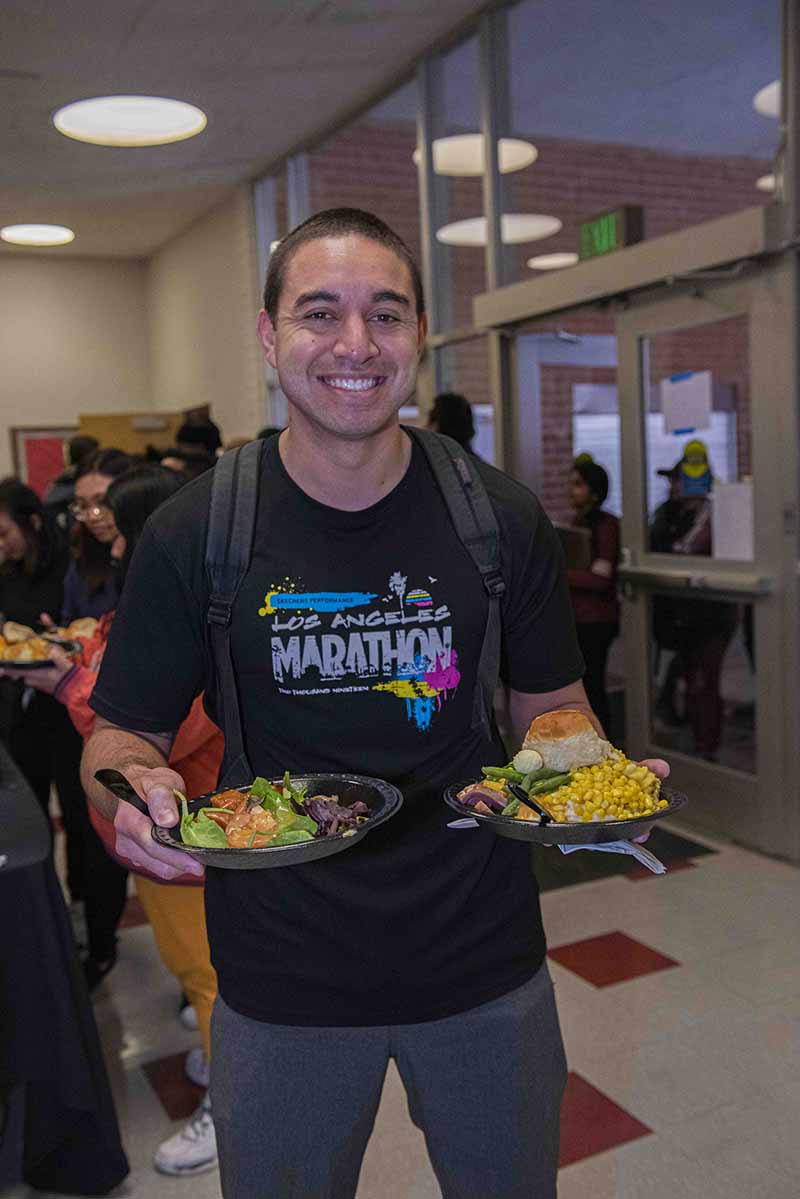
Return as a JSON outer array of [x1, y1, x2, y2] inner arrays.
[[436, 214, 562, 246], [755, 173, 776, 193], [1, 223, 75, 246], [53, 95, 207, 147], [413, 135, 537, 176], [753, 80, 780, 119], [527, 252, 579, 270]]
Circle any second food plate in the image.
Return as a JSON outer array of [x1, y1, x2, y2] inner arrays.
[[443, 781, 687, 845]]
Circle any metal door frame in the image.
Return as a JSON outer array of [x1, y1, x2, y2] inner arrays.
[[615, 258, 800, 859]]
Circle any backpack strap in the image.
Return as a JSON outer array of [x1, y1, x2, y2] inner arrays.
[[405, 427, 506, 739], [204, 439, 264, 779]]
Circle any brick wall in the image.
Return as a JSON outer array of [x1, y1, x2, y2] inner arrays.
[[303, 121, 765, 516]]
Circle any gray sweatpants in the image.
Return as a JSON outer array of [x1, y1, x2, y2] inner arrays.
[[211, 962, 567, 1199]]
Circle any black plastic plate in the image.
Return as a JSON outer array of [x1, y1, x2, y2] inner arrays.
[[152, 773, 403, 869], [443, 781, 687, 845]]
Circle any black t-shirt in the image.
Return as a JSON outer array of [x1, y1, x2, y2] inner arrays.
[[91, 435, 583, 1026]]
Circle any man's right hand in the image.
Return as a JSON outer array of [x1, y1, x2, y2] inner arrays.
[[112, 765, 204, 880]]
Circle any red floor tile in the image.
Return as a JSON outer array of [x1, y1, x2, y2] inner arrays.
[[548, 931, 680, 987], [626, 858, 696, 881], [119, 895, 149, 929], [559, 1072, 651, 1167], [142, 1051, 205, 1120]]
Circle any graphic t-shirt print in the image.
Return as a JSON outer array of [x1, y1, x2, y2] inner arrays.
[[259, 571, 461, 731]]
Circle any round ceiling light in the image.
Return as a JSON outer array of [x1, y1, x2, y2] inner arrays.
[[753, 80, 779, 119], [436, 213, 562, 247], [53, 95, 207, 147], [527, 252, 579, 270], [412, 134, 537, 176], [1, 224, 75, 246], [755, 173, 776, 193]]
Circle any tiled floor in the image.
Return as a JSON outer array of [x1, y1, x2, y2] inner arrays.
[[7, 818, 800, 1199]]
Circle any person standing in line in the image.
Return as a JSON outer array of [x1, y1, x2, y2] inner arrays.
[[79, 208, 667, 1199], [0, 479, 122, 988], [566, 456, 620, 736], [43, 434, 99, 532], [4, 465, 222, 1176], [427, 390, 479, 455], [61, 448, 132, 625]]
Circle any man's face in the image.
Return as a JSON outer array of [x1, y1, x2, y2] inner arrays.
[[257, 235, 426, 441]]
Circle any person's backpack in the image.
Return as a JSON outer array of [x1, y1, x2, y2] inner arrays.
[[204, 429, 506, 771]]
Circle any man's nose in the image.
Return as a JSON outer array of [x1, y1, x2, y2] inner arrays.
[[333, 314, 377, 361]]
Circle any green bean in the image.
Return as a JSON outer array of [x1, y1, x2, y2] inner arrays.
[[528, 773, 571, 796], [501, 797, 521, 817], [481, 766, 525, 783], [521, 767, 565, 791]]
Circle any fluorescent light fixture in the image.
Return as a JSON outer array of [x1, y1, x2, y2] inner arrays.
[[527, 252, 579, 270], [755, 173, 776, 193], [1, 223, 75, 246], [436, 214, 562, 247], [753, 80, 779, 119], [413, 134, 537, 176], [53, 95, 207, 147]]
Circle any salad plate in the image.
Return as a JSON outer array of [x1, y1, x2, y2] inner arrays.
[[151, 773, 403, 869]]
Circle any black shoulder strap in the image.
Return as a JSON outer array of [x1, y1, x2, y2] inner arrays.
[[204, 439, 264, 780], [405, 426, 505, 739]]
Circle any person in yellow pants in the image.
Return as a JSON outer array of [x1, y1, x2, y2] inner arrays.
[[135, 877, 215, 1063]]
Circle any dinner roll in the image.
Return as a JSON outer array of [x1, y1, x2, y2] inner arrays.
[[2, 621, 35, 644], [522, 708, 611, 772]]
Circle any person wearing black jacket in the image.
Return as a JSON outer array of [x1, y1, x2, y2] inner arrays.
[[0, 478, 127, 989]]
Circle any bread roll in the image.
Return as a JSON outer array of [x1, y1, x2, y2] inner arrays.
[[522, 709, 611, 772], [2, 621, 35, 644]]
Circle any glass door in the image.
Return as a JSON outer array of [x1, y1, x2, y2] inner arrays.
[[614, 258, 800, 856]]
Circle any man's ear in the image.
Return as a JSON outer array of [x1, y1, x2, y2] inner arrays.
[[257, 309, 278, 370]]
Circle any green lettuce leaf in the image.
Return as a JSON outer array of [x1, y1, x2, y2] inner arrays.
[[180, 798, 228, 849], [270, 829, 315, 846]]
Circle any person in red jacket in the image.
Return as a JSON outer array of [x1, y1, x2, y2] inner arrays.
[[566, 457, 620, 735], [1, 465, 223, 1178]]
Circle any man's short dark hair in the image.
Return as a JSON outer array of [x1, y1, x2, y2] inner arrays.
[[264, 208, 425, 322]]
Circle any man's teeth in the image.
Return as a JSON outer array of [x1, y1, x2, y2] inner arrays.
[[323, 377, 380, 391]]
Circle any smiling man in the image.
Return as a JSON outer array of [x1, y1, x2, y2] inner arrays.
[[81, 209, 600, 1197]]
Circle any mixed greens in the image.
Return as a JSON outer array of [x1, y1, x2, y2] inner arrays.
[[177, 772, 370, 850]]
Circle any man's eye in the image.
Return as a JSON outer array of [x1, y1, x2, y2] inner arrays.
[[371, 312, 399, 323], [305, 311, 335, 321]]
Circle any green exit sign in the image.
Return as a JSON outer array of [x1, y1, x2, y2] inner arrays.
[[579, 206, 644, 260]]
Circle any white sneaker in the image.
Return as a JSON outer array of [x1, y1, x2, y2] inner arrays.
[[184, 1046, 210, 1088], [179, 1001, 199, 1031], [154, 1094, 217, 1176]]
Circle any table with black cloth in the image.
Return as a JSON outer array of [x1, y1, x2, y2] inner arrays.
[[0, 740, 129, 1195]]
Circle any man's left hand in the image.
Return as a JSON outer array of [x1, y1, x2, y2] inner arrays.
[[633, 757, 670, 842]]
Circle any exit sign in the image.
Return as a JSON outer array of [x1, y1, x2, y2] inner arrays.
[[579, 206, 644, 260]]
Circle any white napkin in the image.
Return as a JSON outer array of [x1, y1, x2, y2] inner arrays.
[[557, 840, 666, 874]]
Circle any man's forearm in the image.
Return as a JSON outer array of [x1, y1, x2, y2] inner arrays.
[[81, 721, 173, 820]]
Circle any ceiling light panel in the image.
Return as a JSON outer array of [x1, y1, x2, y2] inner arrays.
[[53, 96, 207, 147], [1, 224, 75, 246], [527, 252, 579, 270], [436, 214, 562, 246], [753, 80, 779, 119], [413, 135, 537, 176]]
